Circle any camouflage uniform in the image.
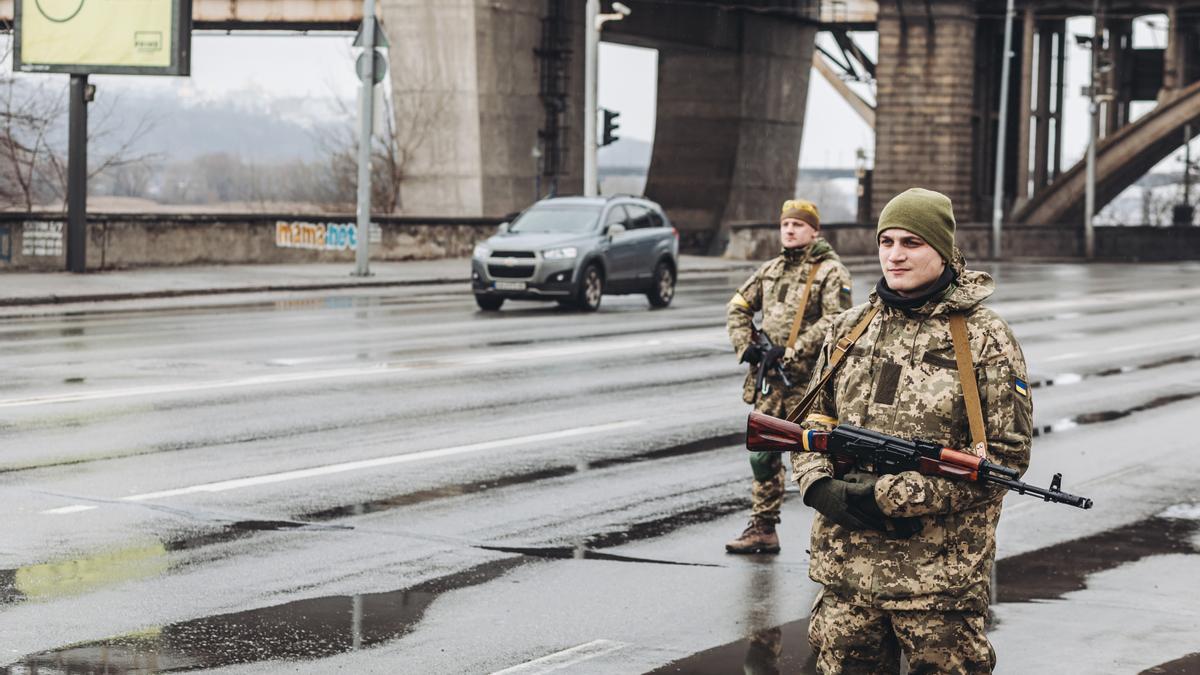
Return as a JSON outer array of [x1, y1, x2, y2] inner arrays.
[[728, 238, 853, 526], [793, 252, 1032, 674]]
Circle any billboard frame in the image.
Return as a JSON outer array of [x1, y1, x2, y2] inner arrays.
[[14, 0, 192, 76]]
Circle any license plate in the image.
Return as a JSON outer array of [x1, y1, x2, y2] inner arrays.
[[495, 281, 526, 291]]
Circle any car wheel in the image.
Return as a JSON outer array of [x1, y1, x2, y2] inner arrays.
[[576, 263, 604, 312], [647, 260, 675, 308], [475, 294, 504, 311]]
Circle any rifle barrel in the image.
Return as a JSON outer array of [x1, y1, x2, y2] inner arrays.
[[986, 475, 1093, 509]]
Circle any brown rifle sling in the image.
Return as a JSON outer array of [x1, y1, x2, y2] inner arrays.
[[784, 304, 881, 423], [784, 261, 823, 356], [949, 313, 988, 458]]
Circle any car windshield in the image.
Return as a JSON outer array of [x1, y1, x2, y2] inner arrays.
[[509, 206, 601, 233]]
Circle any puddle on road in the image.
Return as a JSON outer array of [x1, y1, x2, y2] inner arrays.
[[479, 497, 747, 568], [478, 544, 717, 567], [1141, 652, 1200, 674], [996, 504, 1200, 603], [1032, 389, 1200, 437], [1, 433, 744, 607], [647, 621, 818, 675], [4, 557, 527, 674], [4, 495, 750, 669], [1030, 353, 1200, 390]]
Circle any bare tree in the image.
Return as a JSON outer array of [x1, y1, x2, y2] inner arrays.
[[0, 45, 160, 212], [0, 77, 65, 211], [316, 78, 451, 214]]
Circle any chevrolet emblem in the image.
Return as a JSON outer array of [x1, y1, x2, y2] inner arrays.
[[503, 258, 518, 266]]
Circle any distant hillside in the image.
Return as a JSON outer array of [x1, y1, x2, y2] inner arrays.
[[87, 88, 345, 163], [599, 137, 652, 171]]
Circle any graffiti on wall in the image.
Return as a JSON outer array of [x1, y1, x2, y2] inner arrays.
[[275, 221, 382, 251], [22, 221, 63, 257]]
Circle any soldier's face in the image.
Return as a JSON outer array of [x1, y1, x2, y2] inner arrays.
[[780, 219, 817, 249], [878, 228, 946, 296]]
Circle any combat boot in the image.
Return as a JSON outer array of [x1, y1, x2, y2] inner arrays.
[[724, 519, 780, 554]]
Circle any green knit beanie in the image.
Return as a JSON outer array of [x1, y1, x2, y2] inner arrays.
[[876, 188, 956, 262]]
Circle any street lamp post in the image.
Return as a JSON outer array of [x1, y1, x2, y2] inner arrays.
[[354, 0, 378, 277], [990, 0, 1016, 260], [584, 1, 630, 197], [1083, 0, 1101, 259]]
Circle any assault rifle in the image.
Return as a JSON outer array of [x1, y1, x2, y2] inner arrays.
[[742, 324, 791, 398], [746, 411, 1093, 509]]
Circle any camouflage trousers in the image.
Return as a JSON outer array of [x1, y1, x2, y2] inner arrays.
[[750, 452, 787, 523], [748, 386, 795, 524], [809, 590, 995, 674]]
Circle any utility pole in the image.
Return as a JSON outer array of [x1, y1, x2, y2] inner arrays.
[[1084, 0, 1100, 259], [354, 0, 378, 277], [584, 0, 599, 197], [583, 1, 630, 197], [990, 0, 1015, 260]]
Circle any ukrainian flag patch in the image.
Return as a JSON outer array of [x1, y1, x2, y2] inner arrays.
[[1013, 377, 1029, 397], [841, 285, 852, 296]]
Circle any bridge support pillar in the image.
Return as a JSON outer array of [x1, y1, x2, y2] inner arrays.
[[872, 0, 978, 221], [380, 0, 583, 217], [641, 14, 816, 254]]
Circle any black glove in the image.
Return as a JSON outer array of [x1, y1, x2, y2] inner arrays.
[[741, 342, 764, 365], [803, 477, 885, 531], [763, 345, 786, 367], [843, 472, 924, 539]]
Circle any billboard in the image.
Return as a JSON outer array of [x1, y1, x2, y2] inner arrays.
[[14, 0, 192, 75]]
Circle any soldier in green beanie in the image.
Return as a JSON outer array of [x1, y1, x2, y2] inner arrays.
[[794, 188, 1033, 673], [725, 199, 853, 554]]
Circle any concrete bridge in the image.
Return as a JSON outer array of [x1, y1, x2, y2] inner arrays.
[[8, 0, 1200, 253]]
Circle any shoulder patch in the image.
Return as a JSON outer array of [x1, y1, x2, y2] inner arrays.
[[1013, 377, 1029, 397]]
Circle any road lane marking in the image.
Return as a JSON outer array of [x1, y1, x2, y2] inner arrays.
[[42, 504, 97, 515], [120, 420, 646, 503], [0, 331, 726, 409], [490, 639, 628, 675]]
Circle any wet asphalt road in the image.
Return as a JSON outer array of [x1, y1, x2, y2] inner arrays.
[[1, 261, 1199, 674]]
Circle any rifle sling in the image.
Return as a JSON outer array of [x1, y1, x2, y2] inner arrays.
[[949, 313, 988, 457], [784, 260, 823, 356], [784, 304, 881, 423]]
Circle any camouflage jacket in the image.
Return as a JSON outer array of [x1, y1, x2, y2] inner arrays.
[[727, 238, 853, 407], [791, 252, 1033, 612]]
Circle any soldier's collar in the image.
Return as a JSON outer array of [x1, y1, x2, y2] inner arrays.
[[875, 266, 957, 311]]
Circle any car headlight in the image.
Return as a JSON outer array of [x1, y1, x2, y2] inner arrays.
[[542, 246, 577, 260], [473, 245, 491, 259]]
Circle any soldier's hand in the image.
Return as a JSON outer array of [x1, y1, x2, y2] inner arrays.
[[740, 342, 764, 365], [763, 345, 785, 367], [844, 472, 923, 539], [803, 477, 886, 531]]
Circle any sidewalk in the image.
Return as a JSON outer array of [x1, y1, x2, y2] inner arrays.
[[0, 256, 761, 307]]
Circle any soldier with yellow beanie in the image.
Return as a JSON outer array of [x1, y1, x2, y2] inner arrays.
[[725, 198, 854, 554]]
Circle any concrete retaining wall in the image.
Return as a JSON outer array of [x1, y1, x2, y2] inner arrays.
[[0, 213, 503, 271], [725, 222, 1200, 262]]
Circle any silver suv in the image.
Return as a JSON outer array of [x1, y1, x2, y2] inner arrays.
[[471, 196, 679, 311]]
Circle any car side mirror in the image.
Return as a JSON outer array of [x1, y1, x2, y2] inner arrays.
[[497, 221, 510, 234], [607, 223, 626, 238]]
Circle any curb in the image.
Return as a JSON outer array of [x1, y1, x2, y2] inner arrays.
[[0, 277, 469, 307]]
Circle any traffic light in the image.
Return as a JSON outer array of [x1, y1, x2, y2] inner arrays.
[[601, 108, 621, 147]]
